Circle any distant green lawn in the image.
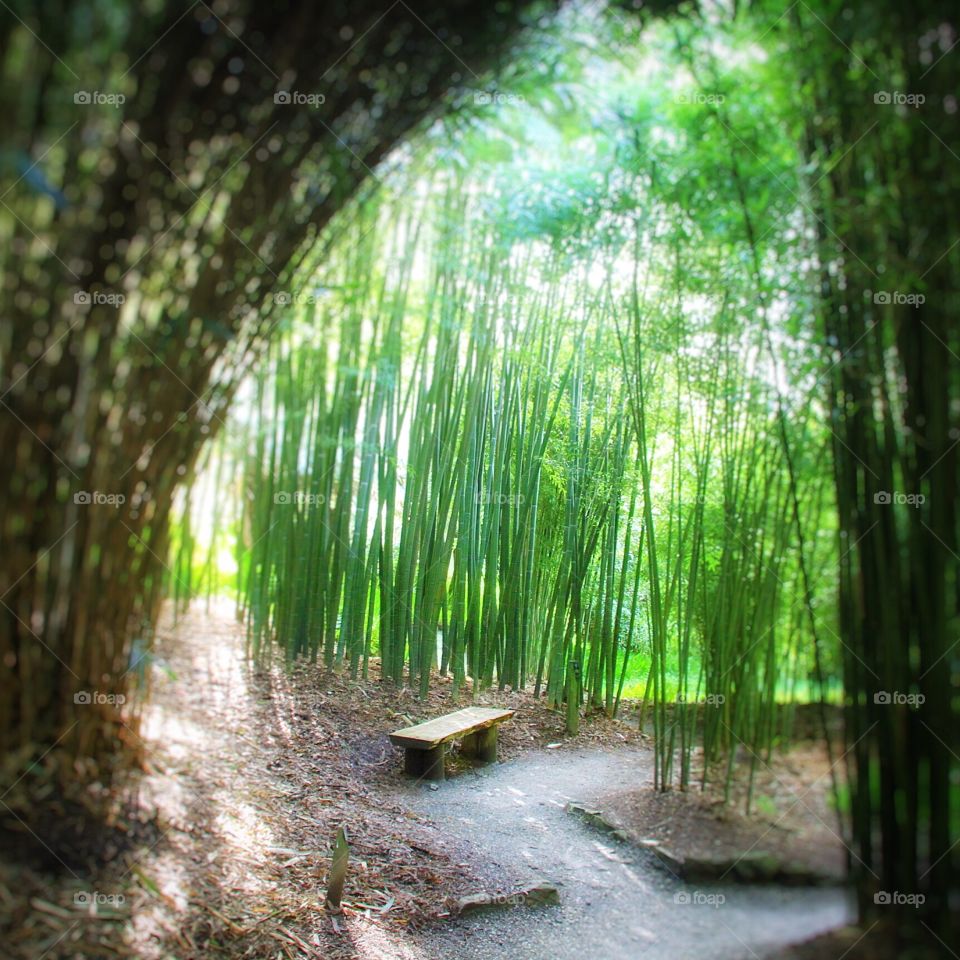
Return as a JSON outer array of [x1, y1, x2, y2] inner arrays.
[[617, 650, 843, 704]]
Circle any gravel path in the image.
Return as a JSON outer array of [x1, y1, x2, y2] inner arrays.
[[400, 746, 853, 960]]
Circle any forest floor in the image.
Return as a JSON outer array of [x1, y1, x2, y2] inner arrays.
[[1, 601, 866, 960]]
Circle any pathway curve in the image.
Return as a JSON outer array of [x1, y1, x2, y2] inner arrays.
[[400, 746, 853, 960]]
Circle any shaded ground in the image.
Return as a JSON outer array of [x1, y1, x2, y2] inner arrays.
[[406, 748, 853, 960], [2, 603, 861, 959], [766, 919, 953, 960], [590, 741, 848, 885], [0, 602, 640, 959]]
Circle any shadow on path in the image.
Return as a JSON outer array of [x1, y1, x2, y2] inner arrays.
[[402, 747, 853, 960]]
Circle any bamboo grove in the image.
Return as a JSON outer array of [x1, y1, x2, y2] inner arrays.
[[173, 36, 840, 803], [165, 3, 960, 941], [3, 0, 955, 940]]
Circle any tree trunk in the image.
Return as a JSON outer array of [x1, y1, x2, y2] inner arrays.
[[0, 0, 551, 809]]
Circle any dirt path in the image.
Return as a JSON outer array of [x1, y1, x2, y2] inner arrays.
[[2, 604, 851, 960], [137, 605, 852, 959], [403, 748, 853, 960]]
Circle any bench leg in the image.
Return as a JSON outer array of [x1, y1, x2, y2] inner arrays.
[[404, 745, 445, 781], [462, 726, 498, 763]]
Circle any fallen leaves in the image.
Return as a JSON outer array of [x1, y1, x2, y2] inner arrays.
[[2, 601, 644, 960]]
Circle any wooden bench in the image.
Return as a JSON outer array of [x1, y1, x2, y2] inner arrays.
[[389, 707, 515, 781]]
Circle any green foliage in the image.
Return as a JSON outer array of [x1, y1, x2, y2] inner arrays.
[[171, 5, 840, 807]]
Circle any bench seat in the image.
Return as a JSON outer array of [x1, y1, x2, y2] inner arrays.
[[390, 707, 515, 780]]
